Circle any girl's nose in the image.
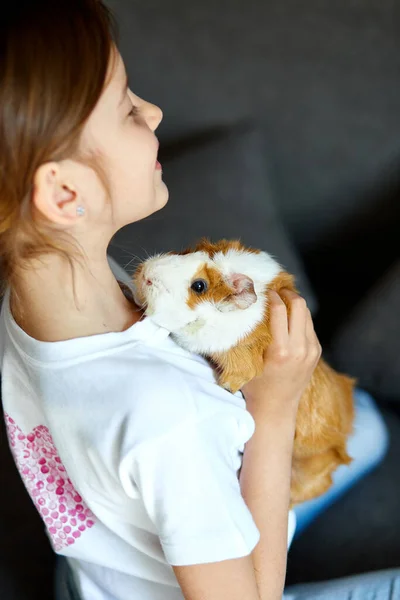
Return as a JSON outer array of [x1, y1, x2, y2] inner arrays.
[[143, 101, 163, 131]]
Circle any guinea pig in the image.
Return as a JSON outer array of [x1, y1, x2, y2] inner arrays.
[[133, 238, 355, 505]]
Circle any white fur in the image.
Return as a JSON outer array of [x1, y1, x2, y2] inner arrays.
[[135, 248, 283, 354]]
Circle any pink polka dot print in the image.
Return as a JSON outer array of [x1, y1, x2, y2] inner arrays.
[[4, 413, 96, 552]]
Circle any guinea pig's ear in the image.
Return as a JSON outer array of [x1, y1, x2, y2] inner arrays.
[[224, 273, 257, 310]]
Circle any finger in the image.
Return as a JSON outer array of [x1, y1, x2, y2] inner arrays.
[[304, 308, 321, 356], [279, 289, 307, 342], [268, 290, 289, 347], [304, 306, 315, 341]]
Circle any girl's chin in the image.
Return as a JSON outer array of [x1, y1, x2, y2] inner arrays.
[[155, 181, 169, 207]]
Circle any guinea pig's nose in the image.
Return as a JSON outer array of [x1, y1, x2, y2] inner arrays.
[[146, 278, 153, 286]]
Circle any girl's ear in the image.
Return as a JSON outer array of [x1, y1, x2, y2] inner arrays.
[[32, 162, 81, 225]]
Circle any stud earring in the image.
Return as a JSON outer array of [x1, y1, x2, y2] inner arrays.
[[76, 205, 85, 217]]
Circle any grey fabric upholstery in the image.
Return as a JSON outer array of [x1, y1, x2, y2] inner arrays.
[[109, 0, 400, 251], [329, 261, 400, 402]]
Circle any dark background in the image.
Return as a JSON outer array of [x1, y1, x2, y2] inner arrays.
[[1, 1, 400, 597]]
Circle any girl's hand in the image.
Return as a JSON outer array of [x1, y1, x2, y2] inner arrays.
[[242, 289, 322, 420]]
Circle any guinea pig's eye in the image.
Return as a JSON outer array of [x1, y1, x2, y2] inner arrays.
[[190, 279, 208, 294]]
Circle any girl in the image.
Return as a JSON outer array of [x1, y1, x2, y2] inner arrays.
[[0, 1, 396, 598]]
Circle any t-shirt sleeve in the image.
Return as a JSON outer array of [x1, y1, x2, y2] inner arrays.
[[120, 416, 260, 566]]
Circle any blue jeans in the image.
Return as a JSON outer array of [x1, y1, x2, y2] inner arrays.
[[56, 388, 394, 600], [285, 568, 400, 599]]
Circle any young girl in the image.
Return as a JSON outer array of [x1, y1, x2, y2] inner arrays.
[[1, 2, 397, 599]]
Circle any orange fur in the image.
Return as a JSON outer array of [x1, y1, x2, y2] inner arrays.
[[132, 263, 146, 307], [191, 240, 356, 506], [182, 237, 262, 257], [186, 264, 234, 310], [137, 238, 355, 505]]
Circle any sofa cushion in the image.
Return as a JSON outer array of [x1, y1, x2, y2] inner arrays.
[[329, 260, 400, 402], [109, 125, 318, 313]]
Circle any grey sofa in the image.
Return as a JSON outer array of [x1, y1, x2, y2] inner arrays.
[[1, 1, 400, 597]]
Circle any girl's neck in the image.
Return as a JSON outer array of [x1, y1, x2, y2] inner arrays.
[[10, 252, 143, 342]]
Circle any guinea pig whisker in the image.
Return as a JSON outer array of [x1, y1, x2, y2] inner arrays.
[[123, 256, 143, 271], [136, 246, 151, 261]]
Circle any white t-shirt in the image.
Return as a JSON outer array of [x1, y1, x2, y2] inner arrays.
[[0, 285, 296, 600]]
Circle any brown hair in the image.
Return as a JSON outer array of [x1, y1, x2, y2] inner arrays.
[[0, 0, 119, 299]]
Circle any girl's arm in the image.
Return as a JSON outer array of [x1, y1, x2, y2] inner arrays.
[[172, 413, 296, 600], [238, 404, 297, 600], [173, 554, 260, 600], [173, 290, 321, 599]]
